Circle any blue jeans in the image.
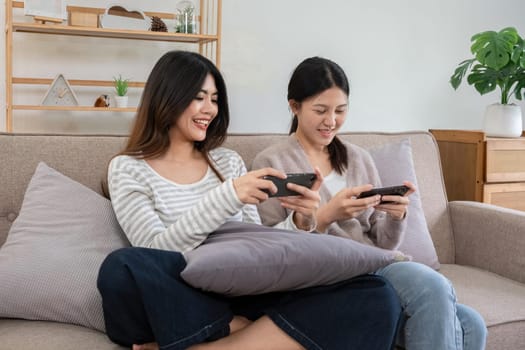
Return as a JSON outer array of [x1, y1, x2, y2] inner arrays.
[[98, 247, 403, 350], [375, 262, 487, 350]]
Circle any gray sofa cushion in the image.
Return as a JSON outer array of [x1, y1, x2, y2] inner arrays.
[[0, 163, 129, 332]]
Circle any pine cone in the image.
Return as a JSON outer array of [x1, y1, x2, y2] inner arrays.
[[150, 16, 168, 32]]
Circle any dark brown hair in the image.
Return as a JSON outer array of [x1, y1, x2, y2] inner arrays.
[[287, 57, 349, 174]]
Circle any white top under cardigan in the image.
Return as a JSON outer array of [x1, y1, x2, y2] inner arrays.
[[108, 147, 299, 253], [251, 135, 407, 250]]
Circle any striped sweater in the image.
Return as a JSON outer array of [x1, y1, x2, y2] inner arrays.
[[108, 147, 297, 253]]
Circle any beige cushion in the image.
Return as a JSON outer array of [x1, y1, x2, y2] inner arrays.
[[0, 163, 129, 331], [441, 264, 525, 350]]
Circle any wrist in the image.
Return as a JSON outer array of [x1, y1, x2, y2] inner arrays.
[[293, 212, 317, 232], [389, 210, 407, 221], [315, 208, 331, 233]]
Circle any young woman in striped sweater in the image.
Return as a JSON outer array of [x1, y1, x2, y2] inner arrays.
[[97, 50, 403, 350]]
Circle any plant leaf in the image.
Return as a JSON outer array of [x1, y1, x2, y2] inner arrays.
[[511, 37, 525, 69], [512, 70, 525, 100], [450, 59, 475, 89], [470, 27, 518, 70], [467, 64, 499, 95]]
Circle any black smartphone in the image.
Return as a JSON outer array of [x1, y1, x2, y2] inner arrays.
[[263, 173, 317, 197], [357, 185, 410, 203]]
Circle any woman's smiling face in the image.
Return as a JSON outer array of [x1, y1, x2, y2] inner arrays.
[[173, 74, 219, 143], [291, 86, 348, 149]]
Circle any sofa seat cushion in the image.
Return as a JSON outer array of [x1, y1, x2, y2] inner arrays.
[[440, 264, 525, 350], [0, 319, 125, 350]]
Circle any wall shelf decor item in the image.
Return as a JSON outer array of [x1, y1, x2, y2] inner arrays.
[[4, 0, 222, 133], [175, 0, 197, 34], [100, 5, 149, 31], [24, 0, 67, 21], [41, 74, 79, 106]]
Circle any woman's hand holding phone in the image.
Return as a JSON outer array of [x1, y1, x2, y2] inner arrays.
[[372, 181, 416, 220], [278, 168, 323, 232], [315, 181, 416, 231], [233, 167, 323, 231], [233, 167, 287, 204], [316, 184, 380, 232]]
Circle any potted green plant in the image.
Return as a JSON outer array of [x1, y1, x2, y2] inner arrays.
[[113, 74, 130, 108], [450, 27, 525, 137]]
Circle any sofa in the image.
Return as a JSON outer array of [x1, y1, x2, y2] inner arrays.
[[0, 131, 524, 350]]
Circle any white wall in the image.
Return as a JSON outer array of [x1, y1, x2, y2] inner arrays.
[[2, 0, 525, 134]]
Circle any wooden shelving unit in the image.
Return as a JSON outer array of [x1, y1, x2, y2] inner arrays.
[[5, 0, 222, 132]]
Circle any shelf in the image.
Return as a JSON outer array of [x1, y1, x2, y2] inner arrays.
[[13, 105, 136, 112], [12, 22, 218, 44], [12, 77, 145, 88], [5, 0, 222, 133]]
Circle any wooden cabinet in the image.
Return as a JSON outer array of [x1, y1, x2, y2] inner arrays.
[[5, 0, 222, 132], [430, 129, 525, 211]]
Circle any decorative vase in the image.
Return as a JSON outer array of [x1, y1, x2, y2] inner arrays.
[[114, 95, 128, 108], [175, 0, 197, 33], [483, 103, 523, 138]]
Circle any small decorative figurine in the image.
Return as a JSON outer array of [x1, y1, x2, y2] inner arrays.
[[94, 94, 110, 107]]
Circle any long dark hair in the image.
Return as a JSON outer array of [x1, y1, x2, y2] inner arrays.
[[288, 57, 349, 174], [102, 51, 229, 196]]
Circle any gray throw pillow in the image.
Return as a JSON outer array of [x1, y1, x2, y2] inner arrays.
[[181, 221, 409, 296], [368, 139, 440, 269], [0, 162, 130, 332]]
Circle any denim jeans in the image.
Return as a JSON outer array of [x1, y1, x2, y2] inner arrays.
[[375, 261, 487, 350], [98, 247, 403, 350]]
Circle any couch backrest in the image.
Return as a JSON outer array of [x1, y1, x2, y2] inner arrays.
[[0, 131, 455, 263]]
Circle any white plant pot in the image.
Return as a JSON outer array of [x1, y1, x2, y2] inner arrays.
[[114, 95, 129, 108], [483, 103, 523, 138]]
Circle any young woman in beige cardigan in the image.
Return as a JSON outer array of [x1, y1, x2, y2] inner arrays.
[[252, 56, 487, 350]]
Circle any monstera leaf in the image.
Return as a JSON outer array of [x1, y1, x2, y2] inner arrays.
[[450, 59, 475, 90], [466, 64, 500, 95], [470, 27, 519, 70], [512, 39, 525, 68]]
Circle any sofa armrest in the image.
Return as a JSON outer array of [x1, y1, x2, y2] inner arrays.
[[449, 201, 525, 284]]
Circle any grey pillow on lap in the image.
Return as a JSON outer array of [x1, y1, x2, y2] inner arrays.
[[181, 221, 408, 296], [0, 162, 130, 332]]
